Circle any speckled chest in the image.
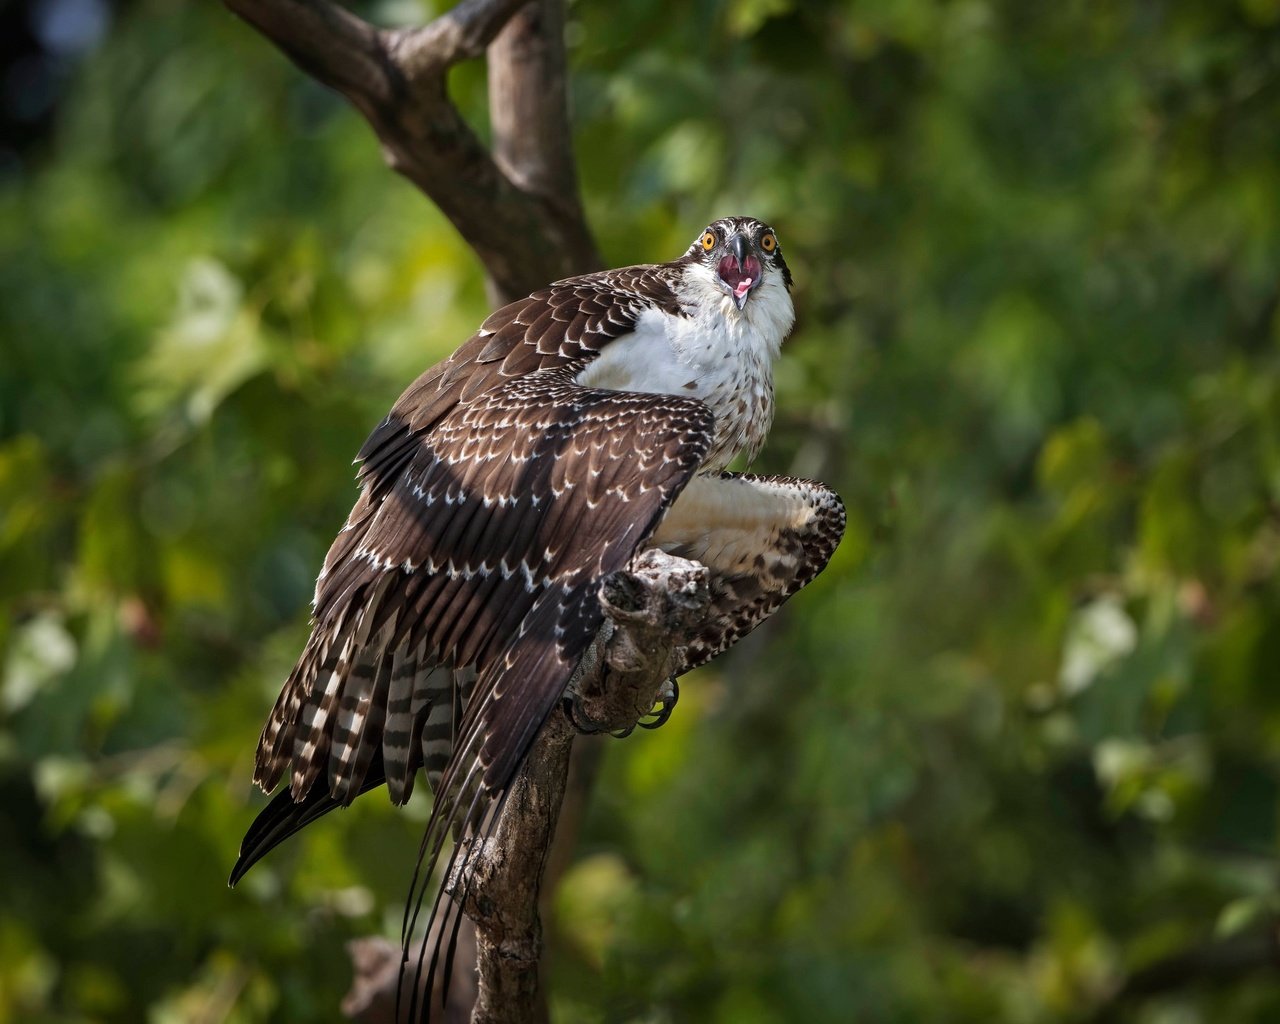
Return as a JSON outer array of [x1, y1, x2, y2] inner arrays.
[[576, 294, 790, 471]]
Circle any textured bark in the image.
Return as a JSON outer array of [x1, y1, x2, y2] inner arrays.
[[460, 716, 571, 1024], [462, 550, 710, 1024], [484, 2, 596, 304], [223, 0, 601, 302]]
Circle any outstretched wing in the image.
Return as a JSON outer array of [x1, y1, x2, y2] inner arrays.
[[650, 472, 847, 674]]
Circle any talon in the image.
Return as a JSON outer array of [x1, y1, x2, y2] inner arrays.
[[563, 692, 610, 735], [564, 677, 680, 737], [638, 677, 679, 730]]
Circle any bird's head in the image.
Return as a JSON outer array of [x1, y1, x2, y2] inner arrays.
[[683, 216, 792, 312]]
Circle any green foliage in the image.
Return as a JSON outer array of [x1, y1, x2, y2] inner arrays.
[[3, 0, 1280, 1020]]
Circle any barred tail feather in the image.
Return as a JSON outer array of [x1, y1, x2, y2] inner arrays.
[[235, 637, 474, 883], [290, 629, 357, 798], [288, 578, 391, 800], [327, 641, 390, 803], [423, 666, 474, 793], [383, 643, 439, 805]]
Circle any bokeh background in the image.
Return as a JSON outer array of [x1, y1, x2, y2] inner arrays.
[[4, 0, 1280, 1021]]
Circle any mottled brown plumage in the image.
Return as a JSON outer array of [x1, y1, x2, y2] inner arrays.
[[232, 218, 845, 1019]]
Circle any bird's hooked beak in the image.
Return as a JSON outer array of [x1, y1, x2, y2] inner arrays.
[[716, 232, 762, 311]]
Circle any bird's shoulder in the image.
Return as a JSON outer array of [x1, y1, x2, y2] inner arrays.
[[355, 260, 691, 489]]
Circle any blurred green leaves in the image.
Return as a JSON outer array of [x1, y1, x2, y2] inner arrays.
[[2, 0, 1280, 1021]]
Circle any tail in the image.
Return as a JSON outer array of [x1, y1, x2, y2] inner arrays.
[[228, 753, 388, 886], [231, 649, 478, 887]]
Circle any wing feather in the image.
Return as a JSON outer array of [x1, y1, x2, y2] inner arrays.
[[384, 385, 713, 1011], [238, 264, 710, 1020], [245, 263, 692, 814]]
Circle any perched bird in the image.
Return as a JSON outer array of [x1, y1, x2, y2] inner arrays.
[[231, 216, 845, 1012]]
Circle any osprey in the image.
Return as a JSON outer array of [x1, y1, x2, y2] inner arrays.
[[232, 216, 844, 1007]]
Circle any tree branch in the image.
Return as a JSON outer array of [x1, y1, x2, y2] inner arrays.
[[399, 0, 530, 72], [460, 550, 709, 1023], [224, 0, 394, 102], [223, 0, 600, 302], [484, 2, 597, 303], [458, 712, 571, 1024], [340, 552, 710, 1022]]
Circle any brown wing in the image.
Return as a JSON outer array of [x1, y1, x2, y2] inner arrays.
[[322, 372, 713, 787], [385, 380, 714, 1020], [250, 264, 689, 807], [354, 263, 680, 502]]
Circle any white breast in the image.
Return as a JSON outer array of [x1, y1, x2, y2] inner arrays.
[[576, 272, 794, 470], [575, 308, 699, 396], [576, 309, 773, 471]]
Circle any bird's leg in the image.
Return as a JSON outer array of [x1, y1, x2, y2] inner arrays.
[[637, 676, 679, 730], [565, 673, 678, 737], [563, 682, 633, 737]]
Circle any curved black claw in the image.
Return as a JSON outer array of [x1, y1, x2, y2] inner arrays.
[[563, 691, 612, 735], [563, 677, 681, 738], [638, 677, 679, 731]]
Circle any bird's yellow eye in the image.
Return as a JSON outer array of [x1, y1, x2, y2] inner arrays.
[[701, 232, 716, 251], [760, 233, 777, 253]]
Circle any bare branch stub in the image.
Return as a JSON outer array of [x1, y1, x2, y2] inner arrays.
[[569, 550, 710, 732], [223, 0, 600, 302], [342, 933, 475, 1024]]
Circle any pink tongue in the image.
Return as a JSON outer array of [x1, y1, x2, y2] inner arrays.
[[734, 277, 754, 300]]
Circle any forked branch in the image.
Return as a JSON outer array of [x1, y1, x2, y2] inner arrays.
[[223, 0, 600, 302]]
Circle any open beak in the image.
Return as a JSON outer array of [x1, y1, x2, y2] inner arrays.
[[716, 233, 762, 311]]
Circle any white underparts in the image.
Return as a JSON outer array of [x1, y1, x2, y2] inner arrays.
[[575, 266, 794, 470]]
